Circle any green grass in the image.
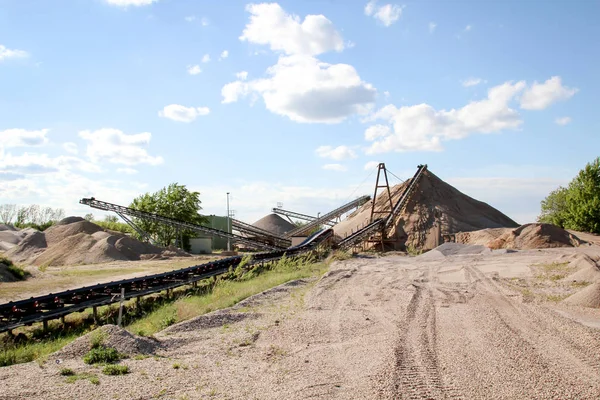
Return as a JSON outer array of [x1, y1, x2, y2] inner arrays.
[[102, 364, 130, 375], [127, 258, 327, 337], [0, 255, 30, 280], [0, 334, 79, 367], [60, 368, 75, 376], [83, 347, 121, 364], [65, 372, 99, 385]]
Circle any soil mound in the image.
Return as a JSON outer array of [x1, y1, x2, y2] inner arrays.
[[5, 216, 185, 266], [563, 283, 600, 308], [334, 169, 518, 251], [0, 226, 30, 251], [54, 325, 158, 359], [0, 224, 17, 232], [252, 213, 296, 236], [487, 223, 582, 250], [418, 243, 491, 260]]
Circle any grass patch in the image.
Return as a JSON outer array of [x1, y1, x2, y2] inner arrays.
[[0, 256, 30, 280], [127, 256, 327, 337], [65, 372, 100, 385], [102, 364, 129, 375], [83, 347, 121, 364], [60, 368, 75, 376], [533, 261, 572, 281], [0, 333, 79, 367], [571, 281, 591, 288], [546, 294, 568, 302]]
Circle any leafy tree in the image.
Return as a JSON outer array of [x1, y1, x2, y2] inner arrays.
[[538, 157, 600, 234], [130, 183, 208, 249], [538, 187, 569, 227], [566, 157, 600, 233]]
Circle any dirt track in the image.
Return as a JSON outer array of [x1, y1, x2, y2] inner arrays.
[[2, 248, 600, 399]]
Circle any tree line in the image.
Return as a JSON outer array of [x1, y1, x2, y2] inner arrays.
[[0, 204, 66, 230], [538, 157, 600, 234]]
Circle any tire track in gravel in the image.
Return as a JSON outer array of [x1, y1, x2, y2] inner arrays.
[[465, 262, 600, 392], [382, 276, 462, 399]]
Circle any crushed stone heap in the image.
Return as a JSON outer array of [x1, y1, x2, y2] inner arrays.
[[252, 213, 296, 236], [5, 217, 188, 267], [334, 169, 519, 251]]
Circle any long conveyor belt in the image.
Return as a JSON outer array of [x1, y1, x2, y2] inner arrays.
[[0, 228, 333, 333]]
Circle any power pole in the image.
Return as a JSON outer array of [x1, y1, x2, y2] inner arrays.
[[226, 192, 231, 252]]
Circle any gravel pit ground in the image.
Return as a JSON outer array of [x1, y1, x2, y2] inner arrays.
[[1, 246, 600, 399]]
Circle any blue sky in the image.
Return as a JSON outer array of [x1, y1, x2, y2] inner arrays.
[[1, 0, 598, 224]]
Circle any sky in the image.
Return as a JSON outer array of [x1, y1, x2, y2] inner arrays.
[[0, 0, 598, 225]]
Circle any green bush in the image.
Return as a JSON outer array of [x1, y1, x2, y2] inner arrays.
[[83, 347, 121, 364], [60, 368, 75, 376], [102, 364, 129, 375]]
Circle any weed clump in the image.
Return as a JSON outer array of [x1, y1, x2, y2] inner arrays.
[[60, 368, 75, 376], [102, 364, 129, 375], [83, 347, 121, 364]]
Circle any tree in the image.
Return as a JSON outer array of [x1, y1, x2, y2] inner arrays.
[[538, 157, 600, 234], [130, 183, 208, 248], [538, 187, 569, 227], [0, 204, 17, 224], [566, 157, 600, 233]]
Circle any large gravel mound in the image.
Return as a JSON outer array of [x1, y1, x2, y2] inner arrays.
[[53, 324, 159, 359], [5, 216, 187, 266], [334, 169, 518, 251], [487, 223, 582, 250], [252, 213, 296, 236], [563, 282, 600, 308]]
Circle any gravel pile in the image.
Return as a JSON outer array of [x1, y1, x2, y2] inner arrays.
[[252, 213, 296, 236], [53, 324, 159, 360], [562, 254, 600, 283], [418, 242, 491, 260], [563, 282, 600, 308], [5, 217, 188, 266], [487, 223, 582, 250]]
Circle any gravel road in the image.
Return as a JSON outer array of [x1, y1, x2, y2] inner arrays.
[[1, 249, 600, 399]]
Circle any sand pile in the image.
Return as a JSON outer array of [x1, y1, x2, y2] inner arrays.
[[418, 243, 492, 260], [53, 324, 158, 359], [562, 254, 600, 283], [334, 169, 518, 251], [563, 283, 600, 308], [0, 225, 33, 251], [252, 213, 296, 236], [5, 217, 185, 266], [485, 223, 582, 250]]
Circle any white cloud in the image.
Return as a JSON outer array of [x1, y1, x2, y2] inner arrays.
[[0, 150, 102, 175], [0, 129, 49, 148], [221, 55, 376, 123], [555, 116, 572, 126], [429, 22, 437, 33], [117, 167, 138, 175], [201, 17, 209, 26], [63, 142, 78, 154], [235, 71, 249, 80], [364, 1, 404, 27], [364, 161, 380, 171], [520, 76, 578, 110], [383, 90, 391, 99], [0, 44, 29, 61], [187, 65, 202, 75], [220, 50, 229, 60], [322, 163, 347, 172], [78, 128, 163, 166], [158, 104, 210, 123], [464, 24, 472, 32], [184, 15, 196, 22], [365, 80, 527, 153], [202, 54, 211, 63], [315, 145, 357, 161], [462, 77, 485, 87], [239, 3, 345, 56], [105, 0, 158, 7]]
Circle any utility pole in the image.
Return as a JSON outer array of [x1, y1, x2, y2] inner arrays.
[[226, 192, 231, 252]]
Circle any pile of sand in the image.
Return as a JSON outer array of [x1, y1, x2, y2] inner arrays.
[[418, 242, 492, 260], [53, 324, 158, 359], [0, 225, 33, 251], [563, 283, 600, 308], [485, 223, 582, 250], [562, 254, 600, 284], [5, 217, 186, 266], [334, 169, 519, 251], [252, 213, 296, 236]]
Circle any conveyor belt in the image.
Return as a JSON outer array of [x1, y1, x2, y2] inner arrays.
[[286, 195, 371, 237], [79, 198, 283, 251], [231, 218, 291, 248], [272, 208, 335, 227], [0, 228, 333, 333]]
